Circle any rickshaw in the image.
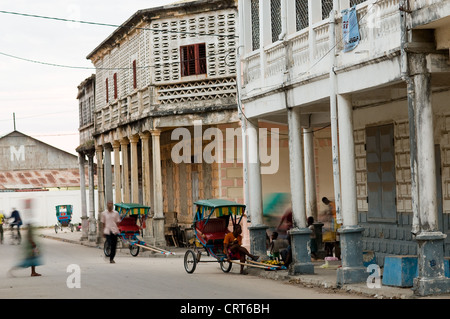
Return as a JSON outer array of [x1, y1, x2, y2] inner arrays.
[[183, 199, 283, 274], [103, 203, 174, 257], [54, 205, 74, 233]]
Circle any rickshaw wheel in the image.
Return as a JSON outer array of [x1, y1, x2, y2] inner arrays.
[[130, 245, 140, 257], [104, 240, 111, 257], [220, 259, 232, 273], [70, 223, 74, 232], [54, 224, 58, 234], [184, 250, 197, 274]]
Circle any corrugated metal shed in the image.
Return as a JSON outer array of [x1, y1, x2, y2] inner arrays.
[[0, 130, 96, 191], [0, 169, 92, 190]]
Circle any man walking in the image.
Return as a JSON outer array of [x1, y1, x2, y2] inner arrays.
[[101, 201, 120, 263]]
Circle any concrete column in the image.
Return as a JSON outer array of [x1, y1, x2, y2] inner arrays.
[[287, 108, 314, 275], [78, 153, 88, 241], [87, 152, 96, 242], [130, 135, 140, 203], [120, 138, 130, 203], [336, 94, 367, 286], [140, 132, 151, 207], [103, 144, 113, 204], [151, 129, 165, 246], [95, 145, 104, 243], [259, 0, 271, 84], [303, 127, 318, 220], [240, 0, 252, 55], [112, 141, 122, 204], [410, 53, 450, 296], [247, 119, 267, 257]]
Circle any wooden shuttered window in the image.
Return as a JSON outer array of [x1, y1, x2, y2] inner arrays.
[[366, 124, 396, 222], [105, 78, 109, 103], [113, 73, 118, 100], [132, 60, 137, 89], [180, 43, 207, 77]]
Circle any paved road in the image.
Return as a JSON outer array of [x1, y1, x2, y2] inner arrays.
[[0, 236, 367, 299]]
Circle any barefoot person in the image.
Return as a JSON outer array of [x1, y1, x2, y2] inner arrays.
[[223, 224, 259, 274]]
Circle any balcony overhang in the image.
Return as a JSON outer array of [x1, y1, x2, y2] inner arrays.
[[411, 1, 450, 29]]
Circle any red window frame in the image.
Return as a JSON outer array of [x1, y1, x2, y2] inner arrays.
[[132, 60, 137, 89], [105, 78, 109, 103], [113, 73, 118, 99], [180, 43, 207, 77]]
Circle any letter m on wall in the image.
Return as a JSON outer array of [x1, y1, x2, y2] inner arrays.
[[366, 124, 396, 222], [10, 145, 25, 162]]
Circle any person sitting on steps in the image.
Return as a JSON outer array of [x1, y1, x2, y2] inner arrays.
[[223, 224, 259, 275]]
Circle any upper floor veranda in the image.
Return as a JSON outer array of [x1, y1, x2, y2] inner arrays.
[[85, 0, 239, 137], [239, 0, 450, 112]]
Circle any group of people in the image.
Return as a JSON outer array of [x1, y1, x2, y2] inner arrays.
[[3, 197, 340, 277], [268, 196, 341, 265]]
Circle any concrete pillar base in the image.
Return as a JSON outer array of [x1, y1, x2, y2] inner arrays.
[[289, 227, 314, 275], [80, 216, 89, 241], [153, 217, 166, 247], [413, 232, 450, 296], [336, 225, 368, 286], [88, 218, 97, 242], [413, 277, 450, 296], [248, 225, 268, 257]]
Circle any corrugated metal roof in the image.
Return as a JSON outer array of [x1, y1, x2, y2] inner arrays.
[[0, 169, 95, 190]]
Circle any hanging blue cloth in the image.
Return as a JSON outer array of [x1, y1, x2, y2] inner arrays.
[[342, 6, 360, 52]]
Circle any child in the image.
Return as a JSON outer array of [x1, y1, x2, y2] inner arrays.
[[307, 216, 318, 260]]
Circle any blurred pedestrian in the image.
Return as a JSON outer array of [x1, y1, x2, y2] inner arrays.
[[277, 207, 293, 238], [8, 224, 42, 277], [101, 200, 120, 264], [8, 208, 22, 242]]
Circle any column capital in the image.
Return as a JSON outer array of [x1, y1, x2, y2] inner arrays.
[[112, 140, 121, 149], [150, 129, 162, 137], [85, 149, 95, 158], [139, 131, 151, 140], [129, 135, 140, 143], [120, 137, 129, 146], [95, 145, 103, 153]]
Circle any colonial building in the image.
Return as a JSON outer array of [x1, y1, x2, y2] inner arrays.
[[76, 74, 97, 241], [83, 0, 247, 245], [239, 0, 450, 296]]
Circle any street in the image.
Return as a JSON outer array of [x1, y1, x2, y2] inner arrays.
[[0, 236, 367, 300]]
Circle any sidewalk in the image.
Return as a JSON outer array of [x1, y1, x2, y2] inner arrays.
[[37, 227, 449, 299]]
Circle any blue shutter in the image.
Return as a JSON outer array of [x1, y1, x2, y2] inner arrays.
[[366, 126, 382, 220], [366, 124, 396, 222]]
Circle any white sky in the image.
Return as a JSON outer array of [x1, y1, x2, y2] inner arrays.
[[0, 0, 176, 155]]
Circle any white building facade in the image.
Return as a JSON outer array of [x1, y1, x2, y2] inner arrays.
[[239, 0, 450, 296]]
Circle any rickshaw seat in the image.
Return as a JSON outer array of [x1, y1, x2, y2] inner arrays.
[[196, 218, 230, 243], [119, 217, 140, 233]]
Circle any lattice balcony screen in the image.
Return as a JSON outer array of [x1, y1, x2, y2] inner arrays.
[[350, 0, 367, 7], [296, 0, 309, 31], [322, 0, 333, 20], [151, 10, 237, 83], [271, 0, 282, 43], [251, 0, 260, 50]]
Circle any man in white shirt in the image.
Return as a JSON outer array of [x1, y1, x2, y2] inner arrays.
[[101, 201, 120, 263]]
